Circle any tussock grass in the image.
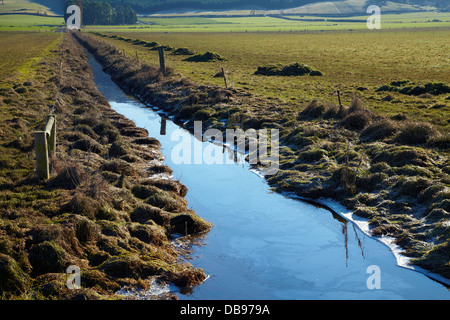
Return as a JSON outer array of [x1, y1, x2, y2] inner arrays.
[[0, 31, 211, 300]]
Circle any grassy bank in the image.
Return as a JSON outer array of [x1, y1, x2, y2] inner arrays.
[[0, 31, 211, 299], [89, 29, 450, 129], [75, 30, 449, 281]]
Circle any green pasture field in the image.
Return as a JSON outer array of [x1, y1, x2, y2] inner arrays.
[[0, 0, 53, 14], [0, 31, 61, 79], [82, 12, 450, 33], [0, 14, 64, 31], [90, 28, 450, 129]]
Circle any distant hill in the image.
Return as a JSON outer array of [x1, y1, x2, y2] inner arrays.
[[28, 0, 447, 16], [94, 0, 448, 13]]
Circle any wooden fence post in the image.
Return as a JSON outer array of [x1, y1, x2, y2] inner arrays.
[[35, 115, 56, 180], [158, 47, 166, 74], [35, 131, 49, 180], [337, 90, 342, 107], [221, 67, 228, 88], [46, 115, 56, 156]]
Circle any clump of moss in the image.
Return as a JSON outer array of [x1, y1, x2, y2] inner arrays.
[[298, 148, 328, 163], [100, 159, 136, 176], [184, 52, 227, 62], [394, 121, 439, 145], [193, 107, 217, 121], [95, 206, 118, 221], [376, 80, 450, 96], [71, 138, 104, 154], [130, 204, 171, 225], [170, 213, 212, 235], [132, 185, 160, 200], [151, 45, 174, 52], [299, 100, 327, 118], [370, 145, 433, 167], [413, 241, 450, 279], [143, 178, 188, 197], [0, 254, 30, 297], [144, 41, 160, 48], [127, 222, 167, 246], [171, 47, 196, 55], [397, 177, 432, 197], [146, 189, 187, 213], [360, 118, 398, 141], [28, 241, 68, 276], [98, 254, 148, 279], [255, 63, 322, 76], [341, 110, 373, 131], [74, 216, 100, 243], [164, 267, 207, 288], [60, 193, 99, 219], [108, 141, 129, 158]]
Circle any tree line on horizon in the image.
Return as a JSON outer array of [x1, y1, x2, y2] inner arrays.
[[64, 0, 137, 25], [98, 0, 330, 13], [92, 0, 449, 13]]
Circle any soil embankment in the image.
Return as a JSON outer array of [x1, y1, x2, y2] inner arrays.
[[0, 31, 211, 299], [74, 31, 449, 281]]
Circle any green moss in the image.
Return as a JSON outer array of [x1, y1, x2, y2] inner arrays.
[[397, 177, 432, 197], [95, 206, 117, 221], [171, 47, 196, 55], [193, 107, 217, 121], [0, 254, 30, 297], [413, 241, 450, 279], [184, 52, 227, 62], [298, 148, 328, 163], [370, 145, 433, 167], [255, 63, 321, 76], [28, 241, 67, 276], [131, 185, 161, 200], [394, 122, 439, 145], [146, 189, 186, 213]]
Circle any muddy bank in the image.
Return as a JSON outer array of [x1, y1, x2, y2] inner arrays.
[[0, 32, 211, 299], [74, 31, 449, 281]]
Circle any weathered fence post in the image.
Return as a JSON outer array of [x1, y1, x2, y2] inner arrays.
[[35, 131, 49, 180], [46, 115, 56, 156], [35, 115, 56, 180], [158, 47, 166, 74], [221, 67, 228, 88]]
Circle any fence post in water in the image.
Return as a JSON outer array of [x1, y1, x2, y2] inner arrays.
[[221, 67, 228, 88], [160, 118, 167, 136], [158, 47, 166, 75]]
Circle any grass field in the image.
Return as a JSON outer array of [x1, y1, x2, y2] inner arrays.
[[82, 12, 450, 33], [0, 14, 64, 31], [0, 0, 54, 15], [90, 28, 450, 129], [0, 31, 61, 79]]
